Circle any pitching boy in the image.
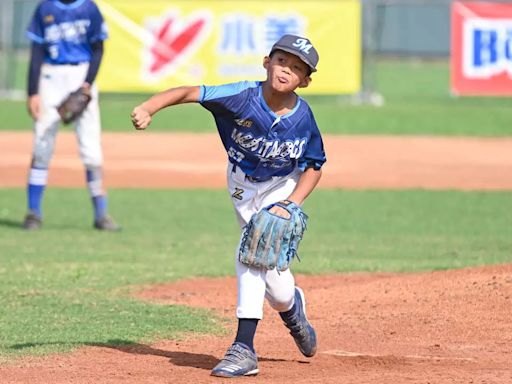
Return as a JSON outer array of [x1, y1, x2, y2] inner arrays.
[[131, 34, 326, 378], [23, 0, 119, 231]]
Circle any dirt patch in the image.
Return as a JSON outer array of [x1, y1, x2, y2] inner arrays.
[[2, 132, 512, 190], [2, 265, 511, 383], [2, 132, 511, 382]]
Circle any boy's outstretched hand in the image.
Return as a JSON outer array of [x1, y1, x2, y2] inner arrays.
[[131, 106, 151, 130]]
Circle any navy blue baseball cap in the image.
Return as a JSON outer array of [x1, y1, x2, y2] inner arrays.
[[270, 34, 319, 73]]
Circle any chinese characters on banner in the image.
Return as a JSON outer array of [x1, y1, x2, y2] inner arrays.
[[216, 13, 306, 78], [97, 1, 361, 94]]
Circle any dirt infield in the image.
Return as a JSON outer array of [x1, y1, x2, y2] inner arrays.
[[2, 132, 512, 190], [1, 132, 512, 383], [2, 265, 511, 383]]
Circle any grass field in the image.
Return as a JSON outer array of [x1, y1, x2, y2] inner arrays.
[[1, 60, 511, 135], [1, 57, 511, 362], [1, 188, 511, 359]]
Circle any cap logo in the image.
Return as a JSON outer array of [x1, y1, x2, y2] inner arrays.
[[292, 38, 312, 54]]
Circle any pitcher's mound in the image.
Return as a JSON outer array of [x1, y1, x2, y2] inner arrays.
[[3, 264, 511, 383]]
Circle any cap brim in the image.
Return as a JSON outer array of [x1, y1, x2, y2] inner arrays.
[[271, 45, 317, 73]]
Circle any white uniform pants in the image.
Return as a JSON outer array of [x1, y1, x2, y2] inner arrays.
[[228, 163, 302, 319], [32, 63, 103, 169]]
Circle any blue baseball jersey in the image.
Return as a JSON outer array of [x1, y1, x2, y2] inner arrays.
[[199, 81, 326, 180], [26, 0, 108, 64]]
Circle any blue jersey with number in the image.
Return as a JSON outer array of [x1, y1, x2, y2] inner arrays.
[[26, 0, 108, 64], [199, 81, 326, 180]]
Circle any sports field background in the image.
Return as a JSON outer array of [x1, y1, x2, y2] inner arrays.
[[1, 60, 511, 135], [0, 59, 511, 361]]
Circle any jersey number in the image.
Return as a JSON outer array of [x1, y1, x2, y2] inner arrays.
[[228, 147, 245, 163], [49, 45, 59, 60]]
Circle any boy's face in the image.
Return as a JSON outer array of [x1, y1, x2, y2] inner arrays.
[[263, 50, 311, 93]]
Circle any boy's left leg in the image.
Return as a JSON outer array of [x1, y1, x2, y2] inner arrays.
[[84, 166, 119, 231], [259, 172, 318, 357], [75, 83, 119, 231], [275, 284, 317, 357], [265, 269, 317, 357]]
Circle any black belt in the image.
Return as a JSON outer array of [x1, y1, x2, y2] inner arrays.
[[246, 175, 272, 183], [231, 163, 272, 183], [57, 62, 88, 66]]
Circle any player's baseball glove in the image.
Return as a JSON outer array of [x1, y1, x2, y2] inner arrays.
[[57, 87, 91, 124], [238, 200, 308, 272]]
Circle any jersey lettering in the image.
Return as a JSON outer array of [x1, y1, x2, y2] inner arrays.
[[45, 19, 91, 44], [231, 128, 306, 160]]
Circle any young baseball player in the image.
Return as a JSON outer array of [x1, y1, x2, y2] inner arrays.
[[22, 0, 119, 231], [131, 34, 326, 377]]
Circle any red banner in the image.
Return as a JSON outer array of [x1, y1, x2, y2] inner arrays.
[[451, 1, 512, 96]]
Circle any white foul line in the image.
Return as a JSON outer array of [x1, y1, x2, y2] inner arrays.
[[323, 350, 476, 362]]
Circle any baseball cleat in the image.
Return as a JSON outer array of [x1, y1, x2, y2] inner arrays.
[[211, 342, 259, 378], [94, 215, 121, 231], [22, 212, 42, 230], [280, 287, 317, 357]]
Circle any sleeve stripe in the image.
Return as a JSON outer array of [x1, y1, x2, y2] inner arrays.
[[26, 31, 45, 44], [89, 33, 108, 43], [199, 85, 206, 103], [201, 81, 258, 103]]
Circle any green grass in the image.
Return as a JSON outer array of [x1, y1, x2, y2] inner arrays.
[[0, 188, 511, 359], [1, 60, 511, 135]]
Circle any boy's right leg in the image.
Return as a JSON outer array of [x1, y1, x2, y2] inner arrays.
[[212, 165, 264, 377], [23, 111, 60, 230], [210, 342, 259, 378], [211, 259, 264, 377], [23, 64, 67, 230]]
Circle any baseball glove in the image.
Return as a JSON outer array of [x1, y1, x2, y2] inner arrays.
[[57, 87, 91, 124], [238, 200, 308, 272]]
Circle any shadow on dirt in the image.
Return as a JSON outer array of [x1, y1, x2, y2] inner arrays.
[[98, 341, 219, 370], [9, 340, 289, 370], [9, 340, 218, 371], [93, 341, 290, 367]]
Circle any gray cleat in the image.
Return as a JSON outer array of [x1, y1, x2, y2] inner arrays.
[[94, 215, 120, 231], [22, 212, 42, 230], [280, 287, 317, 357], [211, 342, 259, 378]]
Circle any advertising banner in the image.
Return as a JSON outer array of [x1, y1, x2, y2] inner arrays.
[[96, 0, 361, 94], [451, 1, 512, 96]]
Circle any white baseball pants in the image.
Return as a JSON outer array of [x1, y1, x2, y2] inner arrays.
[[32, 63, 103, 169], [227, 163, 302, 319]]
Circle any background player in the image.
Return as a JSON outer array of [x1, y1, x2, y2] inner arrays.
[[131, 34, 326, 377], [22, 0, 119, 231]]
